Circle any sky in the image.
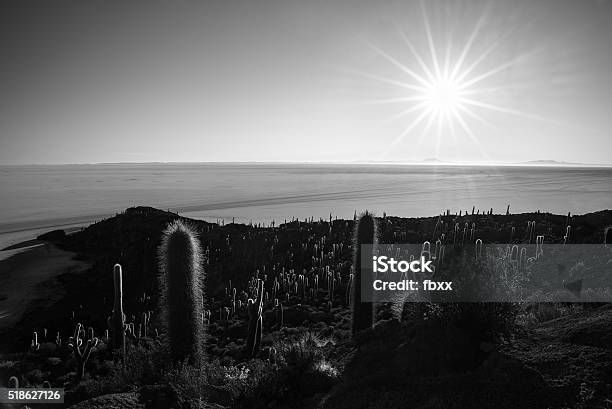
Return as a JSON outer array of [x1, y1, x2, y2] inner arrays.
[[0, 0, 611, 165]]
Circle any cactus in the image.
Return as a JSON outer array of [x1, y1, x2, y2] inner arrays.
[[351, 211, 377, 336], [8, 376, 18, 388], [142, 312, 149, 338], [31, 331, 40, 351], [346, 273, 353, 306], [519, 247, 527, 272], [475, 239, 483, 259], [535, 235, 544, 259], [67, 323, 99, 381], [510, 245, 519, 267], [274, 299, 284, 329], [432, 216, 441, 241], [158, 220, 204, 365], [246, 279, 264, 358], [108, 264, 125, 355], [421, 241, 431, 261], [526, 221, 536, 244]]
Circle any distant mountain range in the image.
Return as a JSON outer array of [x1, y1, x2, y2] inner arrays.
[[411, 158, 610, 167]]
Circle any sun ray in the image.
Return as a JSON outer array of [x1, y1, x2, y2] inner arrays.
[[435, 111, 444, 157], [396, 26, 437, 84], [443, 34, 452, 80], [379, 101, 430, 125], [446, 106, 457, 142], [453, 26, 518, 84], [417, 107, 438, 146], [420, 0, 442, 78], [368, 43, 431, 87], [449, 4, 491, 81], [386, 106, 433, 151], [459, 49, 542, 89], [456, 103, 487, 125], [459, 85, 516, 96], [457, 103, 503, 135], [459, 97, 567, 126], [451, 106, 491, 160], [360, 96, 428, 105], [342, 67, 429, 93]]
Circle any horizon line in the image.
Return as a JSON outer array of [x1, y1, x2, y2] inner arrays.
[[1, 160, 611, 168]]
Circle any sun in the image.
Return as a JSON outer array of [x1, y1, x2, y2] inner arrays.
[[424, 76, 463, 116], [352, 0, 546, 159]]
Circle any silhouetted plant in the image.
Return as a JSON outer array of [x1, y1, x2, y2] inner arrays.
[[67, 323, 99, 381], [31, 331, 40, 351], [274, 299, 284, 330], [351, 211, 377, 336], [108, 264, 126, 356], [158, 220, 205, 365], [8, 376, 19, 388], [246, 279, 264, 358]]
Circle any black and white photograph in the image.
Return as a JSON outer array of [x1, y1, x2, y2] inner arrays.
[[0, 1, 611, 408]]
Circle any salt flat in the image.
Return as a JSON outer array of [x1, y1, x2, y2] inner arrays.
[[0, 163, 610, 251]]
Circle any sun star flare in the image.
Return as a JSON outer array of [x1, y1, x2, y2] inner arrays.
[[357, 1, 553, 161]]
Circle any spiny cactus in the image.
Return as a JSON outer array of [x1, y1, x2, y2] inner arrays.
[[535, 235, 544, 259], [158, 220, 205, 365], [108, 264, 125, 355], [31, 331, 40, 351], [475, 239, 483, 259], [510, 245, 519, 267], [67, 323, 99, 381], [526, 221, 536, 244], [519, 247, 527, 272], [274, 298, 284, 330], [8, 376, 18, 388], [346, 273, 353, 306], [351, 211, 377, 336], [246, 279, 264, 358]]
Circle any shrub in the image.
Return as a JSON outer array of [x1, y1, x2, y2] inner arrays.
[[235, 332, 339, 409]]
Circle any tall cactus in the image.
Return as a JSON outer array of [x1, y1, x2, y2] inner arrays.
[[246, 279, 264, 358], [351, 211, 377, 336], [109, 264, 125, 355], [273, 298, 284, 330], [158, 220, 204, 365]]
